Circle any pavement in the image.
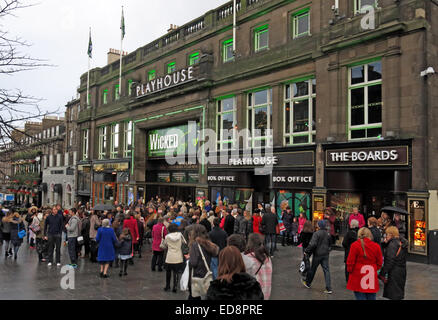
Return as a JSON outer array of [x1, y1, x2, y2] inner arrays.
[[0, 239, 437, 300]]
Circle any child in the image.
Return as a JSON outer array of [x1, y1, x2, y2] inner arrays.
[[118, 228, 133, 277], [291, 217, 299, 246]]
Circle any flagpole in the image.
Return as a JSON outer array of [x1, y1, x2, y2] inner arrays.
[[119, 6, 124, 97], [87, 27, 91, 108], [233, 0, 236, 54]]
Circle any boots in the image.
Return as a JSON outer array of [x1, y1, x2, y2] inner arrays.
[[172, 273, 178, 293], [123, 260, 128, 276]]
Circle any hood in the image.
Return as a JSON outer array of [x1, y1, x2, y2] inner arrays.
[[166, 232, 182, 242], [210, 273, 260, 294]]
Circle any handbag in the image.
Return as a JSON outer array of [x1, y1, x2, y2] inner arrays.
[[181, 235, 189, 255], [17, 223, 26, 239], [191, 243, 213, 298], [30, 222, 41, 234], [180, 260, 190, 291], [77, 236, 84, 245], [299, 254, 310, 277], [159, 227, 167, 250]]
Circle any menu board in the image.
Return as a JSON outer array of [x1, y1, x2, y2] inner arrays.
[[188, 172, 199, 183], [313, 195, 325, 221], [171, 172, 187, 183], [157, 173, 170, 183], [409, 199, 427, 254]]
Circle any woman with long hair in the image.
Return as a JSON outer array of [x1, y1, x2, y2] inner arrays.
[[244, 233, 273, 300], [2, 211, 13, 258], [9, 212, 24, 260], [206, 246, 264, 300], [188, 224, 219, 300]]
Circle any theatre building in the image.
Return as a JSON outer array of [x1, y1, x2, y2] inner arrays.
[[76, 0, 438, 262]]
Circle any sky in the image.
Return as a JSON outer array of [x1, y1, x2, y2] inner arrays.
[[2, 0, 228, 118]]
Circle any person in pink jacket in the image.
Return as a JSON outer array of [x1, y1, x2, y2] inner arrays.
[[297, 213, 307, 248], [151, 217, 167, 272], [348, 207, 365, 229]]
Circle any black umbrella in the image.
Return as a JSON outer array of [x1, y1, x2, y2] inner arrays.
[[381, 206, 409, 215], [92, 203, 114, 211]]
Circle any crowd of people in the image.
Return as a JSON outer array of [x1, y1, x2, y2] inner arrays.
[[0, 198, 408, 300]]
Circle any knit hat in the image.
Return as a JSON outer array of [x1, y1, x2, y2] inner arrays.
[[317, 219, 326, 230]]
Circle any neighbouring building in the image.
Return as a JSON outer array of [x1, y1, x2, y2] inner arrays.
[[76, 0, 438, 262]]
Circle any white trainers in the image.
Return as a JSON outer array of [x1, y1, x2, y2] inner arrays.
[[57, 263, 61, 266], [47, 262, 52, 266]]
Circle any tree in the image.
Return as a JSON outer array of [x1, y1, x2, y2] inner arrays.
[[0, 0, 55, 182]]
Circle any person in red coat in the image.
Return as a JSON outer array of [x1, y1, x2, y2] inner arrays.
[[151, 217, 167, 272], [123, 212, 139, 263], [346, 227, 383, 300], [252, 212, 262, 234]]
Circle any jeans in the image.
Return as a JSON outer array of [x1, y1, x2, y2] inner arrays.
[[282, 231, 291, 246], [305, 255, 332, 291], [265, 233, 276, 256], [151, 251, 164, 270], [67, 237, 77, 264], [354, 292, 376, 300], [210, 257, 218, 280], [47, 234, 62, 264]]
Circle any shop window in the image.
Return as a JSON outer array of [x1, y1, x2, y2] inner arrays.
[[292, 8, 310, 39], [276, 191, 311, 220], [188, 52, 200, 66], [354, 0, 378, 14], [284, 78, 316, 145], [247, 88, 273, 148], [216, 96, 237, 151], [254, 25, 269, 52], [82, 129, 89, 160], [110, 123, 119, 159], [348, 60, 382, 140], [167, 62, 176, 74], [222, 38, 234, 63], [148, 70, 156, 81], [98, 126, 107, 160], [123, 120, 132, 158]]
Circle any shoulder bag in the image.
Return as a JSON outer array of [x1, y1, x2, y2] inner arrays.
[[191, 243, 213, 298], [159, 226, 167, 250], [181, 234, 189, 255], [17, 222, 26, 239]]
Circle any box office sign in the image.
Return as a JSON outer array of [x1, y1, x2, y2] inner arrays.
[[207, 171, 252, 186], [326, 146, 409, 167], [272, 171, 314, 189], [148, 122, 199, 158]]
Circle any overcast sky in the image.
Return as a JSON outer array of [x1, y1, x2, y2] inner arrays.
[[3, 0, 227, 118]]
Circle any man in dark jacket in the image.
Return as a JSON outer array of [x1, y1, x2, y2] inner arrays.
[[223, 210, 235, 236], [302, 220, 332, 294], [261, 206, 278, 257], [281, 207, 293, 246], [44, 206, 64, 266], [208, 217, 228, 280], [233, 209, 245, 236], [342, 219, 359, 282]]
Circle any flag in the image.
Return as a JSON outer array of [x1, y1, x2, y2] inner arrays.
[[87, 29, 92, 58], [120, 7, 125, 40]]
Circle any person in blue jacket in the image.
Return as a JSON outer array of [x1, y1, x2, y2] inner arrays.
[[96, 219, 119, 278]]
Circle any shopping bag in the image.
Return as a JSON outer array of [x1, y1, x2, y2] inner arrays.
[[299, 254, 310, 277], [278, 220, 286, 233], [180, 260, 190, 291]]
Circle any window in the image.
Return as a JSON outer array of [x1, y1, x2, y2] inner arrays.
[[167, 62, 176, 74], [354, 0, 378, 14], [128, 79, 133, 96], [98, 126, 107, 159], [292, 8, 310, 38], [216, 96, 237, 151], [254, 25, 269, 52], [103, 89, 109, 105], [87, 94, 91, 108], [148, 70, 156, 81], [115, 84, 120, 100], [189, 52, 200, 66], [247, 88, 273, 148], [69, 130, 73, 147], [82, 129, 89, 160], [222, 38, 234, 63], [123, 120, 133, 158], [348, 60, 382, 140], [110, 123, 119, 159], [284, 78, 316, 145]]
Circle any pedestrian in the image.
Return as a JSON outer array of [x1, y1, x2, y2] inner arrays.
[[349, 206, 366, 229], [117, 228, 133, 277], [162, 223, 186, 292], [244, 233, 273, 300], [281, 207, 293, 246], [34, 210, 49, 262], [112, 218, 123, 268], [151, 217, 167, 272], [380, 226, 408, 300], [393, 213, 407, 239], [207, 210, 215, 228], [260, 206, 278, 257], [65, 209, 81, 268], [89, 210, 101, 263], [96, 219, 119, 278], [367, 217, 382, 247], [123, 212, 139, 264], [298, 212, 307, 235], [135, 213, 144, 258], [301, 220, 333, 294], [242, 210, 253, 240], [206, 246, 264, 300], [297, 220, 314, 253], [346, 227, 383, 300], [252, 211, 262, 234], [342, 219, 359, 282], [1, 211, 13, 258], [233, 208, 245, 237], [199, 211, 211, 233], [188, 224, 219, 300], [227, 234, 253, 271], [324, 208, 337, 247], [223, 209, 235, 236], [291, 217, 299, 246], [44, 206, 64, 266], [81, 211, 91, 259], [208, 217, 228, 279], [9, 212, 24, 260], [27, 207, 37, 248]]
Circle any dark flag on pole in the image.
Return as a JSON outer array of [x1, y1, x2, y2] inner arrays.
[[121, 7, 125, 40], [88, 29, 93, 58]]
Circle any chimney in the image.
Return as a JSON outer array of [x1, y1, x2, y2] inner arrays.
[[167, 24, 179, 33], [107, 48, 128, 65]]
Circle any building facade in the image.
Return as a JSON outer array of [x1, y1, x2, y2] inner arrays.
[[76, 0, 438, 261]]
